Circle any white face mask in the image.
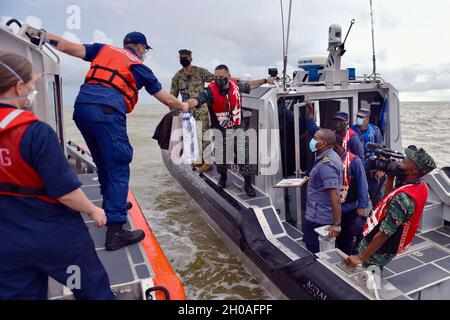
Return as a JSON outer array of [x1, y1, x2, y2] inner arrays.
[[0, 89, 37, 109], [0, 61, 38, 109]]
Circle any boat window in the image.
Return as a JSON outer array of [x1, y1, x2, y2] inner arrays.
[[358, 91, 385, 128], [47, 75, 65, 146], [46, 77, 58, 131], [316, 98, 352, 129], [277, 96, 311, 226]]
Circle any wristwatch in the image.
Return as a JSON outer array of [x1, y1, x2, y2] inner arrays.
[[263, 78, 267, 84]]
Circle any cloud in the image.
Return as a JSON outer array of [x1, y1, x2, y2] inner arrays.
[[61, 30, 81, 43], [92, 29, 113, 44], [24, 16, 42, 29], [383, 63, 450, 93], [4, 0, 450, 103]]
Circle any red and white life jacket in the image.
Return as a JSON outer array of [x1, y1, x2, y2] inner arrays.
[[209, 79, 242, 128], [0, 107, 58, 203], [363, 180, 428, 254], [340, 151, 357, 203], [342, 127, 357, 152]]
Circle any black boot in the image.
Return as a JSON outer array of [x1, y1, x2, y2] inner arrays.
[[105, 222, 145, 251], [218, 173, 227, 189], [244, 176, 256, 197]]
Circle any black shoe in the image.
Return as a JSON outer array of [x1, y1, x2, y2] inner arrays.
[[218, 173, 227, 189], [105, 227, 145, 251], [244, 176, 256, 197]]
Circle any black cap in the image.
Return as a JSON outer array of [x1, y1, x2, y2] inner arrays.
[[333, 112, 349, 122], [123, 31, 152, 49], [356, 108, 371, 118]]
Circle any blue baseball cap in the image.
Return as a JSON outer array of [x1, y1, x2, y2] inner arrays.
[[333, 111, 349, 122], [123, 31, 152, 49]]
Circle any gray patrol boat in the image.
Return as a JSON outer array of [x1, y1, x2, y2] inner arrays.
[[162, 23, 450, 300]]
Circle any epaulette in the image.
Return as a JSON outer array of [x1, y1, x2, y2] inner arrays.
[[323, 156, 330, 164]]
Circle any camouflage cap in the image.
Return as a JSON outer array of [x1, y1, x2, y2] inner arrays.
[[405, 145, 437, 174], [178, 49, 192, 57]]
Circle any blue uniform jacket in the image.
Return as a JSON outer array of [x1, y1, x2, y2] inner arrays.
[[305, 148, 343, 225], [306, 118, 365, 160], [351, 123, 384, 167], [75, 44, 162, 114]]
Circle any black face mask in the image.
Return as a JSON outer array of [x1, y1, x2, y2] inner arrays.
[[215, 77, 229, 90], [180, 58, 191, 68]]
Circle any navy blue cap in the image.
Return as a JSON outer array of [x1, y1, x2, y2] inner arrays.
[[123, 31, 152, 49], [333, 112, 349, 121]]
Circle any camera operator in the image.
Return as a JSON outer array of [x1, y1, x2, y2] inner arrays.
[[345, 145, 436, 269]]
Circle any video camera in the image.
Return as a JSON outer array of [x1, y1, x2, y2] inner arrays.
[[366, 142, 405, 176]]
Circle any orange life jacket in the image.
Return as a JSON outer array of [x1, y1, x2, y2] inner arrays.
[[0, 107, 58, 203], [84, 45, 143, 113], [209, 79, 242, 128], [363, 180, 428, 254]]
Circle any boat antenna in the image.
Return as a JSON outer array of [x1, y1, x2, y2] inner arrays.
[[369, 0, 377, 79], [280, 0, 293, 91]]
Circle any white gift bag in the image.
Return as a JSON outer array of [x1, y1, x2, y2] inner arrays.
[[181, 113, 199, 164]]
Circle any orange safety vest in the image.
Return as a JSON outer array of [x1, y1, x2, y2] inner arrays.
[[340, 151, 357, 203], [84, 45, 143, 113], [0, 107, 58, 203], [209, 79, 242, 128], [363, 180, 428, 254]]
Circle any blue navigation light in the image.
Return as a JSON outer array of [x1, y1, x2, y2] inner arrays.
[[347, 68, 356, 80], [309, 69, 319, 81]]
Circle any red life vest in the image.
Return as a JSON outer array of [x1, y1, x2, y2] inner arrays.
[[0, 108, 58, 203], [84, 45, 143, 113], [342, 127, 357, 152], [209, 79, 242, 128], [340, 151, 357, 203], [363, 180, 428, 254]]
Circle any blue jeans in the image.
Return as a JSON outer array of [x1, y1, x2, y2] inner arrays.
[[73, 104, 132, 225], [303, 219, 329, 254]]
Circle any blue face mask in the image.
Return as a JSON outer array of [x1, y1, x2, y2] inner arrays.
[[355, 117, 364, 126], [309, 138, 318, 152]]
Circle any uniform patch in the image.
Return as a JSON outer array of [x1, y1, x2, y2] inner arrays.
[[322, 156, 330, 164]]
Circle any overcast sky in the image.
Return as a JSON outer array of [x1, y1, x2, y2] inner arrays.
[[2, 0, 450, 103]]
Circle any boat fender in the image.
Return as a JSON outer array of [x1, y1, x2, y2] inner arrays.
[[237, 207, 267, 251]]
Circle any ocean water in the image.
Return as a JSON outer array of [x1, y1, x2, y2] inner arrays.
[[64, 101, 450, 300]]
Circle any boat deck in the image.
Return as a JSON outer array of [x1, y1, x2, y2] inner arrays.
[[48, 173, 154, 300], [317, 226, 450, 300], [204, 166, 450, 300], [204, 168, 310, 261]]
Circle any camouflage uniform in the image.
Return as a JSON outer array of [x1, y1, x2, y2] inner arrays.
[[216, 124, 254, 177], [356, 145, 437, 268], [171, 65, 214, 163], [194, 81, 254, 177]]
